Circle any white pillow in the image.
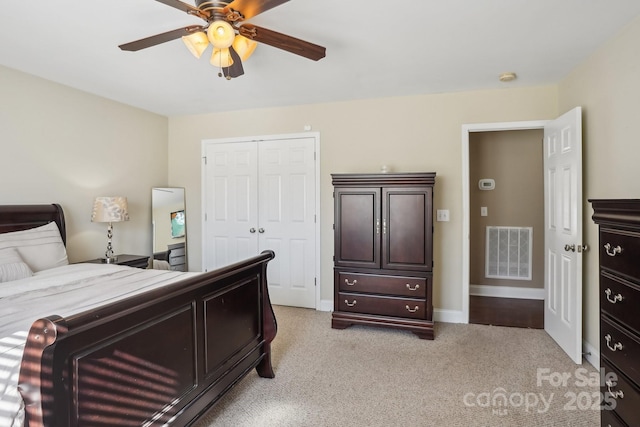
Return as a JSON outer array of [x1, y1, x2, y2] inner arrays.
[[0, 222, 69, 272], [0, 247, 34, 282]]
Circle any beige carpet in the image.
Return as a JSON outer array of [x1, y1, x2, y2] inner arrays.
[[194, 306, 600, 427]]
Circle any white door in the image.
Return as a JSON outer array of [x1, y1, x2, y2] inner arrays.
[[204, 141, 259, 268], [543, 107, 583, 364], [203, 136, 317, 308], [258, 139, 316, 308]]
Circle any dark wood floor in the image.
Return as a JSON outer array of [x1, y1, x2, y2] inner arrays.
[[469, 295, 544, 329]]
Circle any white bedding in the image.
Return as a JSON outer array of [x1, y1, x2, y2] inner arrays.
[[0, 263, 198, 427]]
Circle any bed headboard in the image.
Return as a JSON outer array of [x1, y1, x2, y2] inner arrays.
[[0, 204, 66, 245]]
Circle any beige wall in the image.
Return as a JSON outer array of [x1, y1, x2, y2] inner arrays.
[[168, 86, 558, 313], [558, 15, 640, 357], [0, 65, 169, 262], [469, 130, 544, 289]]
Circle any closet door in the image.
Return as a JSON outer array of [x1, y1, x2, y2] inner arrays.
[[203, 137, 317, 308], [257, 138, 316, 308], [203, 142, 258, 269]]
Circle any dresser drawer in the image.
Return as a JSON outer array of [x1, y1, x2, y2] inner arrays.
[[337, 271, 428, 298], [601, 317, 640, 385], [601, 360, 640, 427], [600, 229, 640, 280], [338, 292, 426, 319], [601, 407, 627, 427], [601, 271, 640, 332]]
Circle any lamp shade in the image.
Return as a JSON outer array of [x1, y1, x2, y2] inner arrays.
[[182, 31, 209, 58], [210, 36, 257, 68], [210, 48, 234, 68], [207, 20, 235, 49], [232, 35, 257, 61], [91, 197, 130, 223]]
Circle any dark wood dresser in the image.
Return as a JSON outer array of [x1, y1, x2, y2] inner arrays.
[[591, 199, 640, 427], [331, 173, 435, 339]]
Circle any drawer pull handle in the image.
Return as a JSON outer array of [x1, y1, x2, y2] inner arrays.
[[606, 380, 624, 399], [604, 243, 622, 257], [406, 284, 420, 291], [405, 305, 419, 313], [344, 279, 357, 286], [604, 334, 623, 352], [344, 299, 357, 307], [604, 288, 624, 304]]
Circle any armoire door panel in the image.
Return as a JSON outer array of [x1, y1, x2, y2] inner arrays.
[[383, 187, 432, 271], [334, 188, 381, 269]]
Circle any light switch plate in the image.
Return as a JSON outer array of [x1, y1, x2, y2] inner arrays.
[[436, 209, 450, 222]]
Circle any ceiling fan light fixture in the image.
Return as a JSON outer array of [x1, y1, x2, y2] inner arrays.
[[182, 31, 209, 58], [207, 20, 235, 49], [232, 35, 257, 61], [210, 48, 233, 68]]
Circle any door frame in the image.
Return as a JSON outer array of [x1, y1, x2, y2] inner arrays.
[[200, 131, 322, 309], [461, 120, 548, 323]]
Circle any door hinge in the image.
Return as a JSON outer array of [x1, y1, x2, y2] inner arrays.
[[203, 156, 207, 165], [314, 278, 317, 287], [204, 212, 207, 221]]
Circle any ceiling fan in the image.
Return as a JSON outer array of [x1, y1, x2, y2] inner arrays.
[[119, 0, 326, 79]]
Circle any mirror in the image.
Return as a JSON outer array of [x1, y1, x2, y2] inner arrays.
[[151, 188, 187, 271]]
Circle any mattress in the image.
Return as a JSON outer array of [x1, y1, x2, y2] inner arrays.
[[0, 263, 198, 427]]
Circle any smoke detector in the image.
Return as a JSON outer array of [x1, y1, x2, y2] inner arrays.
[[499, 72, 517, 82]]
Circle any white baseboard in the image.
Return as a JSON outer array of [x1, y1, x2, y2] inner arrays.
[[583, 339, 599, 370], [470, 284, 544, 300], [434, 308, 466, 323], [318, 299, 333, 312]]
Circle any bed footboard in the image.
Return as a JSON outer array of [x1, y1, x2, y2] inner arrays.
[[19, 250, 276, 427]]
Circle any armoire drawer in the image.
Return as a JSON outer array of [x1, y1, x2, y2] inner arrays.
[[601, 360, 640, 427], [601, 317, 640, 385], [338, 292, 426, 319], [600, 229, 640, 280], [337, 271, 428, 298], [600, 271, 640, 332]]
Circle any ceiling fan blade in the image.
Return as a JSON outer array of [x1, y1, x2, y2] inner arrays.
[[223, 46, 245, 78], [119, 25, 206, 51], [156, 0, 206, 16], [224, 0, 289, 20], [239, 24, 325, 61]]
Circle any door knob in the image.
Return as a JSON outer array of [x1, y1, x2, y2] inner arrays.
[[249, 228, 256, 233], [258, 228, 265, 233], [564, 244, 576, 252]]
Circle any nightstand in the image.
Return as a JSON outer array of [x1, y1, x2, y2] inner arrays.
[[82, 254, 150, 269]]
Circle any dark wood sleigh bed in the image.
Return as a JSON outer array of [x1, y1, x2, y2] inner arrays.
[[0, 204, 277, 426]]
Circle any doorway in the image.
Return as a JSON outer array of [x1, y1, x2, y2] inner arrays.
[[467, 129, 544, 328], [461, 108, 584, 364]]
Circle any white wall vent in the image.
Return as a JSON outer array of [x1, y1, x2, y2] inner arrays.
[[485, 226, 533, 280]]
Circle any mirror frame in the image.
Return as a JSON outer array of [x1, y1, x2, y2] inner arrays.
[[151, 187, 187, 271]]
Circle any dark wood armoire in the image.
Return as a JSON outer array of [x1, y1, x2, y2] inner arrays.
[[331, 172, 436, 339]]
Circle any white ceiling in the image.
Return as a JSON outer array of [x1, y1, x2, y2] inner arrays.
[[2, 0, 640, 117]]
